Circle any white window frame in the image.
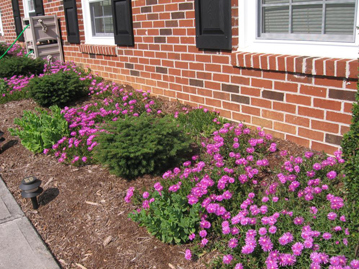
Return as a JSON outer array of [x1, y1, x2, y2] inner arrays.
[[238, 0, 359, 59], [0, 9, 4, 37], [81, 0, 115, 45], [22, 0, 35, 18]]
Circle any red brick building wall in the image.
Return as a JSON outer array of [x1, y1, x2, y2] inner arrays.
[[0, 0, 357, 154]]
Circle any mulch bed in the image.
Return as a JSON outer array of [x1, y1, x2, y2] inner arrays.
[[0, 89, 310, 269]]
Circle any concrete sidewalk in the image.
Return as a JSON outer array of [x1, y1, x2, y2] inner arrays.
[[0, 175, 60, 269]]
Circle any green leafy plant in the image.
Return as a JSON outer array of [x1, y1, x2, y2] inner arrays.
[[130, 191, 201, 244], [0, 79, 8, 96], [9, 106, 69, 153], [175, 108, 229, 141], [27, 70, 89, 107], [94, 114, 193, 179], [0, 57, 45, 78]]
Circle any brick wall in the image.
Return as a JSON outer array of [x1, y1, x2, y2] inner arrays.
[[0, 0, 358, 154]]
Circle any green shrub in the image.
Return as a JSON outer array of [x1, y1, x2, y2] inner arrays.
[[0, 79, 8, 96], [0, 57, 44, 77], [94, 114, 193, 179], [130, 191, 201, 244], [175, 108, 229, 141], [9, 106, 69, 153], [341, 79, 359, 249], [27, 70, 89, 107]]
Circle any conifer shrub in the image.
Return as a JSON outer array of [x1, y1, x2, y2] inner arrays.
[[27, 70, 89, 107], [341, 79, 359, 247], [94, 114, 193, 179], [0, 57, 45, 77]]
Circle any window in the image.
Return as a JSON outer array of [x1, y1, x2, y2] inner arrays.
[[22, 0, 44, 17], [82, 0, 134, 46], [23, 0, 34, 17], [259, 0, 357, 42], [90, 0, 113, 36], [0, 9, 3, 37], [82, 0, 115, 44], [238, 0, 359, 59]]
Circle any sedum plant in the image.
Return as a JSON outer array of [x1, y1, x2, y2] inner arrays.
[[94, 114, 193, 179], [9, 106, 69, 153]]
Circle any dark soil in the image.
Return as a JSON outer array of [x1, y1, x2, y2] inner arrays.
[[0, 90, 310, 269]]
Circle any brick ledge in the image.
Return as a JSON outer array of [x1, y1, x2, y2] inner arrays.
[[79, 44, 117, 56], [231, 52, 358, 79]]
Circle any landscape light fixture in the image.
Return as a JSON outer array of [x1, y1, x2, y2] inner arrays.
[[19, 176, 43, 209]]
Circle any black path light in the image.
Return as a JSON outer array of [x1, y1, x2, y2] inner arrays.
[[19, 176, 43, 209]]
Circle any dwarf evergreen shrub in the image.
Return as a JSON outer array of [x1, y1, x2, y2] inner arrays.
[[341, 79, 359, 247], [0, 57, 45, 78], [27, 70, 89, 107], [94, 114, 192, 179]]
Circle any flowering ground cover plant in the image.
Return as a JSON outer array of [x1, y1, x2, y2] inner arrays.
[[127, 123, 359, 268]]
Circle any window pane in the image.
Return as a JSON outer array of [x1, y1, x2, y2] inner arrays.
[[263, 0, 288, 4], [90, 2, 103, 17], [28, 0, 35, 12], [292, 5, 322, 33], [263, 6, 289, 33], [292, 0, 320, 2], [104, 17, 113, 33], [90, 0, 114, 36], [325, 3, 355, 34]]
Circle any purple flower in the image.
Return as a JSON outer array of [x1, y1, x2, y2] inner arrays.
[[234, 263, 244, 269], [142, 192, 149, 199], [269, 226, 277, 234], [350, 260, 359, 269], [259, 227, 267, 235], [293, 217, 304, 225], [327, 212, 337, 220], [184, 249, 192, 260], [199, 230, 207, 238], [223, 254, 233, 265], [201, 238, 208, 246], [326, 170, 337, 179], [313, 163, 322, 170], [292, 242, 304, 256], [189, 233, 195, 241], [228, 238, 238, 249], [154, 182, 163, 191]]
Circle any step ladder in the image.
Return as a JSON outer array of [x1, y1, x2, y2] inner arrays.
[[22, 15, 64, 62]]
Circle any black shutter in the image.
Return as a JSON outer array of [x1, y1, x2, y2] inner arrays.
[[112, 0, 134, 46], [195, 0, 232, 50], [34, 0, 45, 16], [11, 0, 24, 42], [63, 0, 80, 44]]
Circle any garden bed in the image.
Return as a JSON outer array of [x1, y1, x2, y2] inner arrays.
[[0, 95, 309, 269]]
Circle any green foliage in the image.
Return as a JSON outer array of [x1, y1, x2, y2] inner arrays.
[[0, 57, 44, 78], [0, 44, 10, 58], [27, 70, 89, 107], [9, 106, 69, 153], [341, 80, 359, 249], [94, 114, 193, 179], [0, 79, 8, 95], [175, 108, 229, 140], [130, 192, 201, 244]]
